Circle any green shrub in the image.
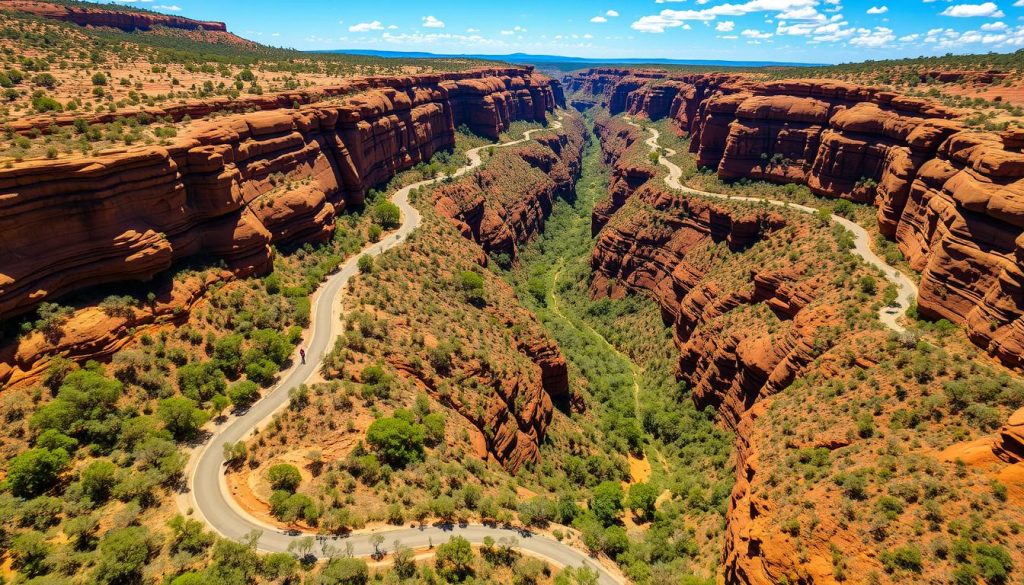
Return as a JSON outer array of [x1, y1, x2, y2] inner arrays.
[[370, 199, 400, 228], [317, 557, 368, 585], [7, 447, 69, 498], [590, 481, 623, 526], [267, 463, 302, 492], [458, 270, 485, 304], [157, 396, 209, 441], [435, 536, 474, 582], [365, 416, 425, 468], [176, 361, 226, 402], [80, 459, 118, 503], [357, 254, 373, 273], [245, 359, 278, 386], [880, 545, 922, 573], [228, 380, 261, 408]]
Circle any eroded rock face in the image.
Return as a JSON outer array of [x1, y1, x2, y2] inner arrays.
[[580, 68, 1024, 585], [432, 116, 586, 261], [0, 68, 558, 324], [8, 0, 229, 32], [591, 116, 656, 234], [571, 68, 1024, 370]]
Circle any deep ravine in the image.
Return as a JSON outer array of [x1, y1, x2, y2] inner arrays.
[[501, 121, 734, 582]]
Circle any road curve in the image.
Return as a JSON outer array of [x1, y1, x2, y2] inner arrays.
[[633, 121, 917, 333], [181, 114, 623, 584]]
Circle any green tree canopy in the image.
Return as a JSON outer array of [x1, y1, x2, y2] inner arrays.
[[267, 463, 302, 492], [370, 199, 401, 229], [365, 416, 425, 468], [176, 361, 226, 403], [157, 396, 210, 441], [435, 535, 475, 582], [626, 482, 658, 520], [591, 481, 624, 526], [317, 557, 368, 585], [7, 447, 69, 498], [93, 526, 151, 585], [31, 369, 123, 447]]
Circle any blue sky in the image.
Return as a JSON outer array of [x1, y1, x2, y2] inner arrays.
[[114, 0, 1024, 63]]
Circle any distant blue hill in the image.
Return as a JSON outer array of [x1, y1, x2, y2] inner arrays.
[[317, 49, 829, 68]]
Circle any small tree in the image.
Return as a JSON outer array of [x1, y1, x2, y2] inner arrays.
[[591, 481, 624, 526], [228, 380, 261, 408], [94, 526, 152, 584], [370, 200, 401, 229], [157, 396, 209, 441], [457, 271, 485, 305], [626, 482, 658, 520], [435, 536, 475, 582], [7, 447, 69, 498], [357, 255, 373, 274], [366, 416, 425, 468], [268, 463, 302, 492], [317, 557, 368, 585], [91, 72, 107, 86], [80, 459, 118, 503]]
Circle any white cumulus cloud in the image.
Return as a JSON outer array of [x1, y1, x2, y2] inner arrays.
[[940, 3, 1005, 17], [421, 15, 445, 28], [349, 21, 384, 32]]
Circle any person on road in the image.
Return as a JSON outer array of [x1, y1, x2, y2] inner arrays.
[[299, 348, 306, 364]]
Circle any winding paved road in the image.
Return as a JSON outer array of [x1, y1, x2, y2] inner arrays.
[[181, 114, 623, 584], [634, 121, 917, 333]]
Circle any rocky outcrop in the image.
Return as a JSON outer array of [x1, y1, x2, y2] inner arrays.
[[995, 407, 1024, 463], [591, 116, 656, 234], [0, 68, 559, 323], [0, 270, 234, 388], [572, 67, 1024, 370], [7, 0, 228, 32], [589, 181, 803, 429], [433, 116, 586, 261], [9, 67, 555, 136]]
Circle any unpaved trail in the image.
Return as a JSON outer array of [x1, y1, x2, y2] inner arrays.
[[633, 120, 917, 333]]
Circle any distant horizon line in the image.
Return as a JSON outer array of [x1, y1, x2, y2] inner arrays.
[[313, 48, 831, 68]]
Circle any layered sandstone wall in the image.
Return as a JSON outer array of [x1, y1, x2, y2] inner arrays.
[[570, 68, 1024, 370], [579, 68, 1024, 584], [8, 0, 228, 32], [432, 115, 586, 261], [9, 67, 553, 136], [0, 69, 558, 323]]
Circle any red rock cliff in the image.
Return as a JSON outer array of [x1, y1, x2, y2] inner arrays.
[[571, 68, 1024, 370], [8, 0, 228, 32], [433, 115, 586, 261], [0, 69, 559, 323]]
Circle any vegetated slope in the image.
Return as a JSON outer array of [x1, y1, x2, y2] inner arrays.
[[0, 67, 560, 388], [225, 116, 592, 537], [567, 68, 1024, 374], [433, 115, 587, 263], [0, 116, 587, 585], [506, 121, 736, 581], [319, 118, 585, 471], [577, 89, 1024, 582], [9, 0, 230, 32]]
